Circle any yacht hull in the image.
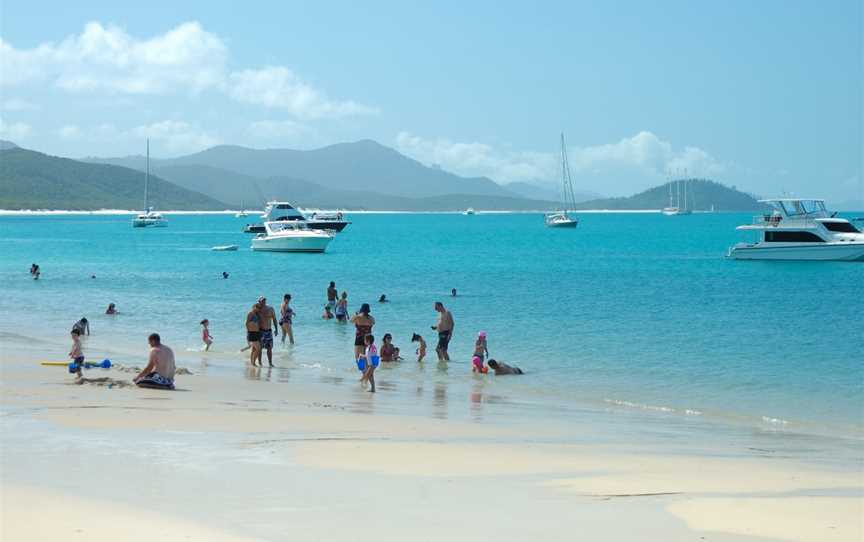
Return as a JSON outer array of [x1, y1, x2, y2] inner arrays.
[[132, 219, 167, 228], [251, 236, 332, 253], [728, 242, 864, 261], [546, 219, 579, 228]]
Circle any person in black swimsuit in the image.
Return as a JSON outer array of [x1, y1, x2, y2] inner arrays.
[[432, 302, 454, 361]]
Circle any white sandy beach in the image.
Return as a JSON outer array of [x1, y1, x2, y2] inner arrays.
[[1, 331, 861, 542]]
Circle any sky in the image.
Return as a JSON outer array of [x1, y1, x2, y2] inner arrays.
[[1, 0, 861, 202]]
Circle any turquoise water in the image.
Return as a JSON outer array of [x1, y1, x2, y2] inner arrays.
[[1, 212, 862, 440]]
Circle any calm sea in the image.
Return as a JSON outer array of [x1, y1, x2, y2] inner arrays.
[[1, 212, 862, 442]]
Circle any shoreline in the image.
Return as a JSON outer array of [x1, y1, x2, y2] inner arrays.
[[0, 208, 735, 215], [2, 343, 862, 542]]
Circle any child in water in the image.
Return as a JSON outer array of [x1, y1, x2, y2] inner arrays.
[[69, 329, 84, 379], [473, 331, 489, 362], [411, 333, 426, 362], [322, 304, 334, 320], [200, 319, 213, 351], [472, 355, 488, 374], [360, 334, 378, 392]]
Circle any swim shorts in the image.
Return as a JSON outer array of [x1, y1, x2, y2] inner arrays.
[[247, 331, 261, 343], [260, 329, 273, 349], [437, 331, 452, 351], [136, 372, 175, 390]]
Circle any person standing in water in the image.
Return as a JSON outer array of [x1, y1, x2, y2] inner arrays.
[[335, 292, 349, 322], [200, 319, 213, 351], [473, 331, 488, 362], [256, 297, 278, 367], [326, 281, 338, 313], [431, 302, 454, 361], [279, 294, 295, 345], [69, 329, 84, 379], [350, 303, 375, 359], [411, 333, 427, 362], [360, 334, 378, 393], [245, 304, 261, 367]]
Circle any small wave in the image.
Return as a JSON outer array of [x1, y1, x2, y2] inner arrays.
[[761, 416, 789, 426], [604, 399, 702, 416]]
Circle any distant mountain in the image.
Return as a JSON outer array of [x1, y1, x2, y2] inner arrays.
[[0, 147, 227, 210], [575, 179, 764, 211], [0, 139, 18, 150], [504, 181, 600, 203], [87, 140, 518, 199]]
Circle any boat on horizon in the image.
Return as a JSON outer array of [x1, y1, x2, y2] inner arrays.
[[251, 221, 334, 253], [545, 133, 579, 228], [243, 201, 350, 233], [662, 178, 693, 216], [463, 207, 476, 215], [727, 198, 864, 261], [131, 139, 167, 228]]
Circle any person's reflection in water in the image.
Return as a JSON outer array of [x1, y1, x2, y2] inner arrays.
[[433, 382, 448, 420], [245, 365, 261, 381], [470, 383, 485, 421]]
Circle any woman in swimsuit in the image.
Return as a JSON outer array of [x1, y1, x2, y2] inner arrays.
[[380, 333, 400, 362], [279, 294, 295, 345], [335, 292, 349, 322], [350, 303, 375, 359]]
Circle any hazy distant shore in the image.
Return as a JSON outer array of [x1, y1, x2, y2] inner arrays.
[[0, 208, 675, 215]]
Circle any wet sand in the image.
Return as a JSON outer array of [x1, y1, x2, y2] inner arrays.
[[1, 334, 862, 541]]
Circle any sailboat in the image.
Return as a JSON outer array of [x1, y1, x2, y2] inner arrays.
[[662, 178, 693, 216], [544, 133, 579, 228], [131, 139, 167, 228], [235, 199, 249, 218]]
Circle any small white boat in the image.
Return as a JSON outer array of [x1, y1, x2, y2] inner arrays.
[[545, 133, 579, 228], [251, 221, 334, 253], [235, 210, 248, 218], [463, 208, 476, 215], [132, 139, 167, 228], [211, 245, 238, 251], [727, 199, 864, 261]]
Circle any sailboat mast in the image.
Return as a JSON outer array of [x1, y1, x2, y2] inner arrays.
[[144, 138, 150, 212], [560, 133, 577, 212]]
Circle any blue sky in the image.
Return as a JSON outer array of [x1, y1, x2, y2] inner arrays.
[[1, 0, 861, 202]]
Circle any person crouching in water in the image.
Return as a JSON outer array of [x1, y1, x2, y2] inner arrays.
[[411, 333, 426, 362], [69, 329, 84, 379], [360, 334, 378, 393], [487, 359, 523, 375], [472, 355, 488, 374], [380, 333, 400, 362]]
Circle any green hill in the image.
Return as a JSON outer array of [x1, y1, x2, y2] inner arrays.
[[576, 179, 764, 211], [0, 147, 227, 210]]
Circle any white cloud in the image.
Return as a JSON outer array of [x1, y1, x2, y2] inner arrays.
[[0, 117, 33, 139], [57, 124, 82, 139], [395, 131, 725, 186], [246, 119, 309, 139], [228, 67, 378, 119], [1, 98, 40, 111], [131, 120, 220, 153], [1, 22, 226, 94]]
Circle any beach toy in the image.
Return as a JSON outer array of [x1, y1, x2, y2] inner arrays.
[[41, 361, 71, 366], [370, 355, 380, 368], [84, 359, 112, 369], [68, 362, 80, 374], [356, 358, 367, 371]]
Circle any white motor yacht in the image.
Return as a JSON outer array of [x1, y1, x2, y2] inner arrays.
[[545, 133, 579, 228], [131, 139, 167, 228], [244, 202, 350, 233], [727, 199, 864, 261], [251, 221, 334, 253]]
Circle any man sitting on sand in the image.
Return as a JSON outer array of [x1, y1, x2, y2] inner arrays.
[[134, 333, 177, 389], [487, 359, 523, 375]]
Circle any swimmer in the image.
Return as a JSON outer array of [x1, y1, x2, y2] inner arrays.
[[322, 304, 334, 320], [334, 291, 348, 322], [105, 303, 117, 315], [487, 359, 523, 375], [451, 288, 457, 297], [222, 271, 229, 279], [378, 294, 388, 303], [72, 317, 90, 336], [200, 319, 213, 351], [411, 333, 426, 362]]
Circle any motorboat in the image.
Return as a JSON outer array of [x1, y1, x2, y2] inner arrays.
[[463, 208, 476, 215], [251, 221, 334, 253], [545, 133, 579, 228], [727, 199, 864, 261], [132, 139, 167, 228], [211, 245, 239, 251], [662, 178, 693, 216], [243, 201, 350, 233]]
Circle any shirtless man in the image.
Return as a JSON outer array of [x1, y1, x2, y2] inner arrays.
[[256, 296, 279, 367], [431, 302, 454, 361], [245, 304, 262, 366], [134, 333, 177, 388], [326, 281, 338, 312]]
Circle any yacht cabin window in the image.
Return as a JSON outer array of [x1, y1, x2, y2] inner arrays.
[[764, 231, 825, 243], [821, 221, 860, 233]]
